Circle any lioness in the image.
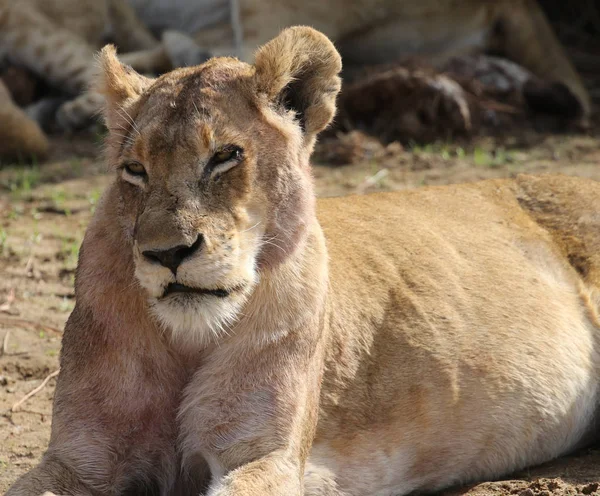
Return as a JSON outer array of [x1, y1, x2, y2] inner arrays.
[[7, 27, 600, 496]]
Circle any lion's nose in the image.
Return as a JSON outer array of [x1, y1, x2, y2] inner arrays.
[[142, 234, 203, 274]]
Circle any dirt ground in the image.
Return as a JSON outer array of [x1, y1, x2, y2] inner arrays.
[[1, 127, 600, 494]]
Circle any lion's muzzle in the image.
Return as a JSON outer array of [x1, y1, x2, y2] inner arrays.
[[142, 233, 204, 275]]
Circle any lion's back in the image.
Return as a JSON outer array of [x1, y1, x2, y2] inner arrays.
[[318, 175, 600, 340]]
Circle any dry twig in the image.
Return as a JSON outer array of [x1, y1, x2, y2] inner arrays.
[[11, 369, 60, 412], [1, 330, 9, 356], [0, 316, 62, 335]]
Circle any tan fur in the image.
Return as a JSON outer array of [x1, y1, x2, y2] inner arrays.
[[0, 79, 48, 161], [7, 27, 600, 496]]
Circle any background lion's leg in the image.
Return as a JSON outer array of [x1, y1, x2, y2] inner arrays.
[[118, 45, 173, 74], [0, 2, 102, 131], [55, 92, 104, 131], [0, 3, 96, 96], [117, 22, 233, 76], [107, 0, 159, 52], [0, 0, 169, 131], [487, 0, 591, 120], [0, 79, 49, 161]]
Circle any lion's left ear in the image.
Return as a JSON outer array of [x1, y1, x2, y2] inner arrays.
[[254, 26, 342, 140], [95, 45, 154, 130]]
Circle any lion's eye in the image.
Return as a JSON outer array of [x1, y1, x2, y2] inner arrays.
[[124, 161, 147, 177], [213, 146, 242, 164], [207, 146, 244, 177], [120, 161, 148, 187], [214, 149, 237, 163]]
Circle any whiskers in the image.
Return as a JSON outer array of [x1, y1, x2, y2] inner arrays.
[[121, 277, 142, 295], [240, 221, 262, 234], [260, 234, 286, 254], [108, 131, 136, 149], [117, 105, 142, 136], [207, 311, 234, 344], [106, 118, 138, 152]]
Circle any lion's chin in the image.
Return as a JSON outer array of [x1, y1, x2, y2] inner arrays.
[[148, 285, 248, 348]]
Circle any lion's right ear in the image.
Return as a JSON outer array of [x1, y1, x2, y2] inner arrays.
[[254, 27, 342, 144], [95, 45, 153, 130]]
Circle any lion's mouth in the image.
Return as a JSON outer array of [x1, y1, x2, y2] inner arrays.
[[162, 283, 232, 299]]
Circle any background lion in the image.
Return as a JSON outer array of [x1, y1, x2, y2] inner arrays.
[[0, 0, 591, 160]]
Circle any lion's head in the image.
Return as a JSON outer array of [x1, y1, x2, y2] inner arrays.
[[95, 27, 341, 345]]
